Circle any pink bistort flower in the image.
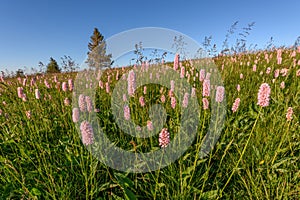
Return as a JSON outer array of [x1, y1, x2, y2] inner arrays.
[[80, 120, 94, 145], [173, 53, 179, 71], [286, 107, 293, 121], [62, 82, 68, 92], [257, 83, 271, 107], [202, 98, 209, 110], [202, 79, 210, 97], [232, 98, 240, 113], [182, 93, 189, 108], [35, 89, 40, 99], [72, 108, 80, 122], [215, 86, 225, 103], [171, 96, 176, 109], [139, 96, 145, 107], [79, 94, 86, 112], [85, 96, 93, 112], [159, 128, 170, 148], [124, 105, 130, 120], [68, 79, 74, 91], [127, 70, 136, 96], [147, 120, 153, 131], [17, 87, 24, 98]]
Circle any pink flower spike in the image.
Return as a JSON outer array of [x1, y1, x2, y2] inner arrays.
[[182, 92, 189, 108], [72, 108, 80, 122], [139, 96, 145, 107], [191, 87, 196, 97], [124, 105, 130, 120], [257, 83, 271, 107], [79, 94, 86, 112], [35, 89, 40, 99], [62, 82, 68, 92], [25, 110, 31, 119], [170, 80, 175, 92], [274, 69, 280, 78], [85, 96, 93, 112], [123, 94, 127, 102], [173, 53, 179, 71], [280, 81, 285, 89], [80, 120, 94, 145], [286, 107, 293, 121], [68, 79, 74, 91], [232, 98, 240, 113], [215, 86, 225, 103], [147, 120, 153, 131], [202, 79, 210, 97], [202, 98, 209, 110], [105, 82, 110, 93], [160, 94, 166, 103], [64, 98, 70, 106], [236, 84, 241, 92], [17, 87, 24, 98], [159, 128, 170, 148], [171, 96, 176, 109], [127, 70, 136, 96], [180, 66, 185, 78], [199, 69, 205, 82]]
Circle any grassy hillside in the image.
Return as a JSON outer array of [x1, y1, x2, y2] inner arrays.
[[0, 48, 299, 199]]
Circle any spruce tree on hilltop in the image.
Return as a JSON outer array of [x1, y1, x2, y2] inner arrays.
[[88, 28, 104, 52], [46, 57, 61, 73], [86, 28, 112, 69]]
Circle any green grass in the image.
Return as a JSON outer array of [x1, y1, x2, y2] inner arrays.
[[0, 48, 299, 199]]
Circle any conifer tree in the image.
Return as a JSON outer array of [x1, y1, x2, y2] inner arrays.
[[46, 57, 61, 73], [86, 28, 112, 69]]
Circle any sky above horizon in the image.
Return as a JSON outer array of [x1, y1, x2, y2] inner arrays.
[[1, 0, 300, 73]]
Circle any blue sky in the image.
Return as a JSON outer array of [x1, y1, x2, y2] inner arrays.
[[0, 0, 300, 73]]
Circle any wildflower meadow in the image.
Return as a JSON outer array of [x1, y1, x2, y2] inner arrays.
[[0, 46, 300, 199]]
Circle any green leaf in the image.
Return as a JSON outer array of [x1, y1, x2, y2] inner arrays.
[[30, 188, 42, 196], [124, 188, 137, 200], [114, 172, 134, 188]]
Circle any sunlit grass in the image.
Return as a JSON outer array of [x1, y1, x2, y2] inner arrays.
[[0, 48, 299, 199]]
